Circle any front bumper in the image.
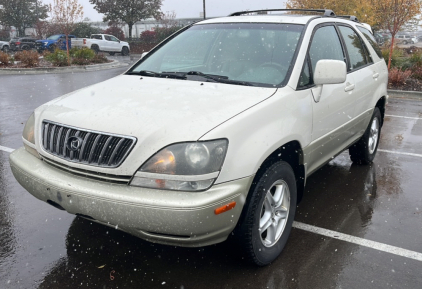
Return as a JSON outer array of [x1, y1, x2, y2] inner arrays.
[[9, 147, 252, 247]]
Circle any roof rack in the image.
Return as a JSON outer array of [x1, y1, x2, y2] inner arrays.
[[229, 9, 336, 17], [337, 15, 359, 22]]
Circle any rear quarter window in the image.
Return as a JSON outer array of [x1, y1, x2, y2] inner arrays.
[[357, 26, 383, 59]]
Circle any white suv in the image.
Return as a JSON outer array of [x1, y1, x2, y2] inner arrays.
[[10, 9, 388, 266]]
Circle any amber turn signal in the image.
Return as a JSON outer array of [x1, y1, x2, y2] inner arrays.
[[214, 201, 236, 215]]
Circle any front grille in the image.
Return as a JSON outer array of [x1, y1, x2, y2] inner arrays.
[[41, 120, 136, 168]]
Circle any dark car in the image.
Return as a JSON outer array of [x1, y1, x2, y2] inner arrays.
[[9, 37, 38, 51]]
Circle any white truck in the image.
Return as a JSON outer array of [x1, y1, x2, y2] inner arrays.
[[71, 34, 130, 56]]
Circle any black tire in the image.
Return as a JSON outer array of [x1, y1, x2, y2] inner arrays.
[[21, 45, 30, 51], [48, 45, 56, 52], [349, 107, 382, 164], [2, 45, 9, 53], [109, 52, 115, 56], [235, 161, 297, 266], [121, 46, 129, 56], [403, 40, 408, 45], [91, 45, 99, 54]]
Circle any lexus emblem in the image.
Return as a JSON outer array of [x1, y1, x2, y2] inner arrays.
[[66, 136, 83, 151]]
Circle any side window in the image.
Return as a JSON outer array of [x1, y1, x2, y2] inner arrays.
[[338, 26, 367, 70], [309, 25, 345, 76], [110, 36, 119, 42], [105, 36, 112, 41], [298, 58, 312, 88], [357, 26, 383, 59]]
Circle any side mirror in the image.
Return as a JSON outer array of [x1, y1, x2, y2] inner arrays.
[[141, 51, 149, 59], [313, 60, 347, 85]]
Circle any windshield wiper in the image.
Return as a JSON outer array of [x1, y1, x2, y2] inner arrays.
[[184, 71, 253, 86], [127, 70, 186, 79]]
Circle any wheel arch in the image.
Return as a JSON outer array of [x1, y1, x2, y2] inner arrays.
[[375, 95, 387, 127], [250, 140, 306, 204]]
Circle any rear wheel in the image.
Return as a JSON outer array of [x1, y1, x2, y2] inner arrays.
[[235, 161, 297, 266], [91, 45, 99, 54], [349, 107, 382, 164], [121, 46, 129, 56], [2, 45, 9, 53]]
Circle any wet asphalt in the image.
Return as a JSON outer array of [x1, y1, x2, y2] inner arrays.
[[1, 57, 422, 288]]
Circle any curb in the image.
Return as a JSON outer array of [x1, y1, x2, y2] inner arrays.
[[0, 60, 128, 75], [388, 89, 422, 100]]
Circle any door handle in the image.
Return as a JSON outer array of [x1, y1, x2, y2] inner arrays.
[[344, 83, 355, 92], [373, 72, 379, 79]]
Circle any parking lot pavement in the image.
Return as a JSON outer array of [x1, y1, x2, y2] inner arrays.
[[1, 70, 422, 288]]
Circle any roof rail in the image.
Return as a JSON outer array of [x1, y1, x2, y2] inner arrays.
[[229, 9, 336, 17], [337, 15, 359, 22]]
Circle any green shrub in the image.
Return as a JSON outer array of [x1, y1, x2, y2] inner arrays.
[[409, 52, 422, 67], [382, 48, 405, 68], [44, 49, 68, 66], [73, 47, 95, 60], [14, 50, 40, 67]]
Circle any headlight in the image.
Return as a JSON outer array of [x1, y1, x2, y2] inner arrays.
[[22, 113, 35, 144], [131, 139, 228, 191], [22, 113, 40, 158]]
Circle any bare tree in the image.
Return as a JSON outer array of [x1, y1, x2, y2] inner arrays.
[[50, 0, 83, 65], [375, 0, 422, 70]]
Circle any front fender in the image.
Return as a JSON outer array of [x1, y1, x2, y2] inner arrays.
[[200, 87, 313, 184]]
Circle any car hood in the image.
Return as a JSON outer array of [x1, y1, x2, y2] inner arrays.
[[35, 75, 277, 174]]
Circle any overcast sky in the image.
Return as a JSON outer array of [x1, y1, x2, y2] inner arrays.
[[46, 0, 288, 21]]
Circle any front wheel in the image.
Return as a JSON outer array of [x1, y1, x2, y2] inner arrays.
[[235, 161, 297, 266], [121, 46, 129, 56], [349, 107, 382, 164]]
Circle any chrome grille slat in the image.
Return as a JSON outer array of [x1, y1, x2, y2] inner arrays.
[[63, 128, 71, 157], [98, 136, 113, 165], [49, 125, 56, 152], [108, 138, 125, 166], [43, 123, 49, 149], [41, 120, 136, 168], [79, 132, 91, 161], [55, 127, 63, 154]]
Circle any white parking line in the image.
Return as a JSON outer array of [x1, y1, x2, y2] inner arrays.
[[0, 145, 14, 153], [385, 114, 421, 120], [293, 221, 422, 262], [378, 149, 422, 158]]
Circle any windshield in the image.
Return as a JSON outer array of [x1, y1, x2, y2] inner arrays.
[[129, 23, 304, 87], [47, 35, 61, 40]]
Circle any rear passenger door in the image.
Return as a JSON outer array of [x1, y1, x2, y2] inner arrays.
[[303, 24, 357, 174], [336, 25, 377, 135]]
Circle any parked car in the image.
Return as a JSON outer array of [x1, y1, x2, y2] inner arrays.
[[71, 34, 130, 55], [395, 34, 417, 45], [35, 34, 76, 52], [9, 37, 38, 51], [0, 40, 10, 53], [374, 33, 385, 45], [10, 9, 388, 266]]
